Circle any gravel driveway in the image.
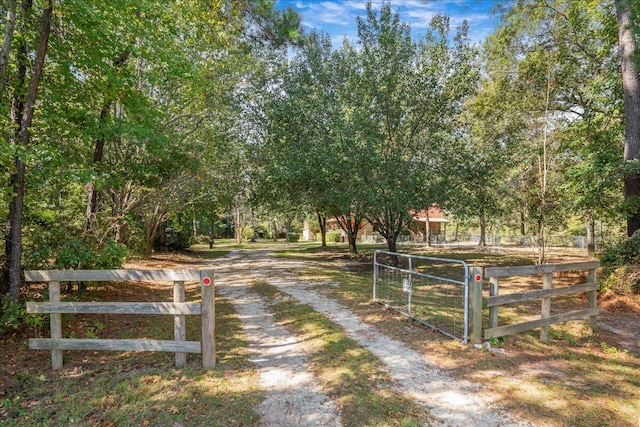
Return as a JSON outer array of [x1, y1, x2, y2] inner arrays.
[[213, 250, 532, 427]]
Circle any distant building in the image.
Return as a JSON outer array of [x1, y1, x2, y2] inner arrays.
[[312, 206, 448, 243]]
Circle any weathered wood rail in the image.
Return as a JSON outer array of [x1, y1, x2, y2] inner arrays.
[[25, 269, 215, 370], [480, 261, 599, 342]]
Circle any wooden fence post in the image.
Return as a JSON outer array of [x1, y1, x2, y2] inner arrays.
[[488, 277, 499, 330], [174, 280, 186, 368], [200, 270, 215, 368], [49, 281, 63, 370], [540, 272, 553, 342], [469, 267, 483, 344]]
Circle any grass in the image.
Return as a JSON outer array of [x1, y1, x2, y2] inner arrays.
[[270, 242, 640, 427], [0, 297, 263, 427], [250, 281, 436, 427], [3, 241, 639, 426]]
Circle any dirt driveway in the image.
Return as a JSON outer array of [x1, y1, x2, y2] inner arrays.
[[212, 250, 533, 426]]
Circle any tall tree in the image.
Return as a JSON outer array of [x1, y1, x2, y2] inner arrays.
[[486, 0, 623, 260], [4, 1, 53, 300], [615, 0, 640, 236], [356, 3, 476, 257]]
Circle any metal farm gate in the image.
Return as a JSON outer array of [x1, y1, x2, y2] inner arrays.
[[373, 250, 471, 343]]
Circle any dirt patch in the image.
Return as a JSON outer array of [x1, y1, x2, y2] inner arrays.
[[3, 246, 640, 426]]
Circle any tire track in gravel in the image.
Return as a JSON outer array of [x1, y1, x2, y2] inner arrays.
[[225, 250, 533, 427], [213, 252, 341, 427]]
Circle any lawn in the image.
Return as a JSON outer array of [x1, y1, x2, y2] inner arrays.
[[1, 239, 638, 426]]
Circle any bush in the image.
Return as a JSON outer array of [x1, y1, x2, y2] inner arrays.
[[0, 295, 45, 336], [54, 238, 95, 269], [242, 227, 257, 242], [600, 266, 640, 295], [327, 231, 342, 243], [598, 233, 640, 267], [53, 239, 128, 270], [286, 232, 300, 243], [94, 240, 129, 269]]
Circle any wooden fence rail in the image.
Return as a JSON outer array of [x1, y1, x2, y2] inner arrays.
[[480, 261, 599, 342], [25, 269, 215, 370]]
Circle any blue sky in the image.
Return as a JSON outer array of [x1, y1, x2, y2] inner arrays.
[[275, 1, 501, 46]]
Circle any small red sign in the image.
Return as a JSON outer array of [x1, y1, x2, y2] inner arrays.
[[474, 274, 482, 282], [202, 276, 212, 286]]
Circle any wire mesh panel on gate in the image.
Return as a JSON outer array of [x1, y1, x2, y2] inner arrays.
[[373, 250, 469, 342]]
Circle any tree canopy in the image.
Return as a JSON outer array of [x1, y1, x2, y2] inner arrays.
[[1, 0, 638, 298]]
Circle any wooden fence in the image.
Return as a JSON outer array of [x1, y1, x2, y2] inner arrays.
[[476, 261, 599, 342], [25, 269, 215, 370]]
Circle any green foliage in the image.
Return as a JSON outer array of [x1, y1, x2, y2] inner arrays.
[[85, 321, 106, 339], [600, 266, 640, 295], [600, 341, 628, 356], [242, 226, 257, 242], [286, 232, 300, 243], [598, 233, 640, 267], [0, 295, 45, 336], [326, 231, 342, 243], [54, 239, 96, 270], [94, 240, 129, 268], [45, 239, 128, 270]]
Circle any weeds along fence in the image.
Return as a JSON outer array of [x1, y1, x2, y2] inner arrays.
[[25, 269, 215, 370], [481, 261, 600, 342], [373, 250, 472, 343]]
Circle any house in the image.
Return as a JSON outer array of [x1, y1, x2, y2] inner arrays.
[[310, 206, 448, 243], [409, 206, 449, 241]]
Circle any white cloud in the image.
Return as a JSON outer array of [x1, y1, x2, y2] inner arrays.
[[277, 0, 497, 45]]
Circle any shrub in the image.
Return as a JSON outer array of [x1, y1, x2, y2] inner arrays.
[[600, 266, 640, 295], [54, 238, 95, 270], [286, 232, 300, 243], [94, 240, 129, 269], [599, 233, 640, 267], [53, 239, 128, 270], [0, 295, 45, 336], [327, 231, 342, 242], [242, 227, 257, 242]]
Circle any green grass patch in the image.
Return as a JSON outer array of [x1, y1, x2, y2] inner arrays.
[[0, 298, 263, 427], [265, 247, 640, 427], [251, 282, 435, 427]]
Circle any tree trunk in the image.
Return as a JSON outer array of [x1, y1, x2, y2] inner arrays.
[[234, 208, 242, 244], [192, 215, 198, 238], [316, 212, 327, 247], [520, 209, 526, 236], [616, 0, 640, 236], [479, 208, 487, 247], [385, 234, 399, 267], [85, 103, 110, 233], [84, 51, 130, 235], [347, 232, 358, 254], [0, 0, 17, 96], [425, 210, 432, 247], [587, 211, 595, 257], [3, 1, 28, 298], [4, 2, 52, 301], [209, 214, 215, 247]]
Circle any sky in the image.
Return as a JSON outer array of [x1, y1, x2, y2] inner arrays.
[[274, 0, 501, 47]]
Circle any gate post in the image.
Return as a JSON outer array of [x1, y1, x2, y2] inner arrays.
[[200, 270, 215, 368], [469, 267, 484, 345]]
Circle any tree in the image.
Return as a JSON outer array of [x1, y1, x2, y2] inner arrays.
[[485, 0, 623, 260], [615, 0, 640, 236], [0, 0, 302, 299], [3, 1, 53, 300], [356, 3, 476, 257]]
